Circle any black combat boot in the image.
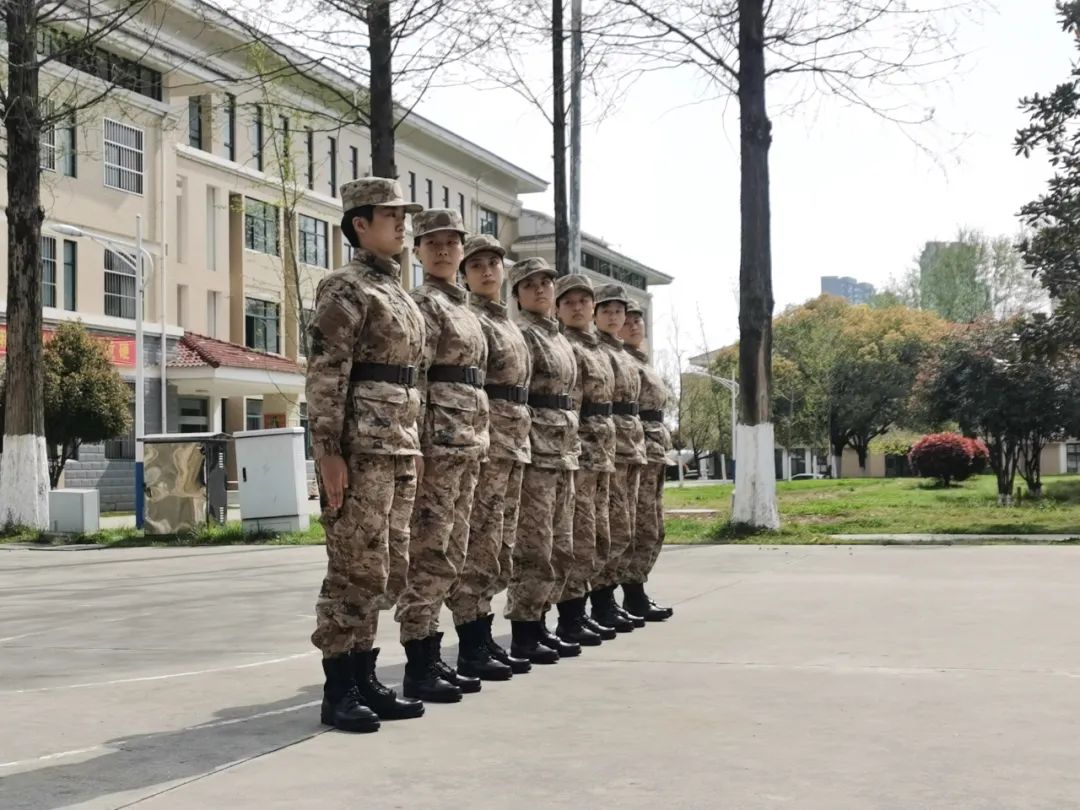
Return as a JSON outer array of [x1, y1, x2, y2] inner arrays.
[[352, 649, 425, 720], [484, 614, 531, 674], [591, 586, 634, 633], [617, 601, 647, 629], [429, 631, 481, 694], [556, 600, 602, 647], [622, 582, 671, 622], [510, 620, 559, 665], [320, 655, 381, 733], [540, 611, 581, 657], [456, 619, 513, 681], [580, 601, 618, 641], [402, 638, 462, 703]]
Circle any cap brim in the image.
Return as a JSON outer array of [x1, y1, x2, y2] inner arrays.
[[416, 226, 468, 237], [465, 246, 507, 262], [513, 267, 556, 287], [376, 200, 424, 213], [595, 296, 629, 306], [557, 283, 593, 300]]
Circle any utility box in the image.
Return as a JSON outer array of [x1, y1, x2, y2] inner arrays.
[[49, 489, 100, 534], [232, 427, 309, 535], [141, 433, 230, 535]]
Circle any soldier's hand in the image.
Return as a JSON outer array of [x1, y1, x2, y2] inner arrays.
[[415, 455, 425, 484], [320, 455, 348, 510]]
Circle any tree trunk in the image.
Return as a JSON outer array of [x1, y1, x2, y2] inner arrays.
[[551, 0, 570, 277], [731, 0, 779, 529], [0, 0, 50, 529], [1019, 435, 1044, 497], [367, 0, 396, 178]]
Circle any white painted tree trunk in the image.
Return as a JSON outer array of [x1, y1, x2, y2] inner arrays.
[[832, 453, 842, 480], [0, 433, 49, 529], [731, 422, 780, 529]]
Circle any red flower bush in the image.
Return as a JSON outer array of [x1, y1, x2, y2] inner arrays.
[[908, 433, 986, 486]]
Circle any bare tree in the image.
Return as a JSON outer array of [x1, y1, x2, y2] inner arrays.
[[604, 0, 978, 528], [1, 0, 163, 529]]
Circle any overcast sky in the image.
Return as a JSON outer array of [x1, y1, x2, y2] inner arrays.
[[415, 1, 1076, 360]]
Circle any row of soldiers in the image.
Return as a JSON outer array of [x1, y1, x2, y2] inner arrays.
[[306, 177, 674, 733]]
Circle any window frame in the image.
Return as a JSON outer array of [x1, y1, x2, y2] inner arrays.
[[479, 207, 498, 237], [102, 117, 145, 195], [328, 136, 337, 196], [298, 214, 329, 269], [41, 236, 58, 308], [104, 248, 137, 320], [244, 198, 280, 256], [188, 96, 203, 150], [223, 94, 236, 161], [244, 298, 281, 354], [63, 239, 77, 311]]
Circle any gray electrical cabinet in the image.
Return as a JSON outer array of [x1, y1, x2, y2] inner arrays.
[[140, 433, 230, 535]]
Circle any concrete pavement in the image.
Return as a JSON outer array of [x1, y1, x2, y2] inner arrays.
[[2, 544, 1079, 809]]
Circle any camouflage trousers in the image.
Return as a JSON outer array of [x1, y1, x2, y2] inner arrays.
[[395, 454, 480, 643], [619, 462, 666, 584], [446, 458, 525, 625], [312, 454, 416, 657], [558, 469, 610, 603], [594, 463, 641, 589], [505, 466, 574, 621]]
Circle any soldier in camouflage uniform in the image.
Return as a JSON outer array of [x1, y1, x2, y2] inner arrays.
[[307, 177, 426, 733], [446, 234, 532, 680], [394, 209, 488, 703], [553, 274, 623, 645], [591, 283, 649, 631], [504, 258, 580, 664], [619, 300, 675, 621]]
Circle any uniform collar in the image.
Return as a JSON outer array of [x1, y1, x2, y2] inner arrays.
[[627, 345, 648, 362], [598, 330, 623, 349], [470, 292, 507, 319], [521, 309, 560, 333], [425, 275, 467, 303], [564, 324, 599, 346], [353, 249, 400, 278]]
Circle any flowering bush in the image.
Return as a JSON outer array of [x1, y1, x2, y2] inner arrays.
[[908, 433, 985, 486]]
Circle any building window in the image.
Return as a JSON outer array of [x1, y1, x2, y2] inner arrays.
[[206, 290, 220, 338], [409, 171, 417, 202], [250, 104, 264, 171], [38, 31, 162, 100], [40, 101, 56, 171], [350, 146, 359, 180], [222, 94, 236, 161], [206, 186, 218, 271], [104, 249, 137, 319], [245, 298, 280, 354], [299, 402, 313, 459], [63, 240, 77, 311], [245, 398, 264, 431], [1068, 443, 1080, 474], [328, 136, 337, 196], [188, 96, 203, 149], [458, 192, 465, 219], [299, 215, 329, 268], [244, 198, 279, 255], [426, 179, 433, 208], [442, 185, 450, 208], [104, 385, 136, 459], [41, 236, 57, 307], [479, 207, 498, 237], [58, 115, 76, 177], [305, 128, 314, 189], [177, 397, 209, 434], [103, 118, 144, 194], [299, 307, 315, 358]]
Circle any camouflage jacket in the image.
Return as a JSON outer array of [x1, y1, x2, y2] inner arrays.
[[469, 293, 532, 464], [305, 249, 425, 459], [599, 331, 648, 466], [627, 345, 673, 464], [564, 325, 616, 473], [412, 276, 490, 458], [519, 310, 579, 471]]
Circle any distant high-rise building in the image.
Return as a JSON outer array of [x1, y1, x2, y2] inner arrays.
[[821, 275, 876, 304]]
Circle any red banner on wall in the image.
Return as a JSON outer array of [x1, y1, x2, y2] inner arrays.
[[0, 325, 137, 367]]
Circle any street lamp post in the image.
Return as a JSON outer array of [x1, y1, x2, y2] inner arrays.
[[685, 368, 739, 476], [48, 219, 156, 529]]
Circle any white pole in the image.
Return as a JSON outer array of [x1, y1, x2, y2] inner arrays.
[[569, 0, 583, 274], [135, 215, 145, 529]]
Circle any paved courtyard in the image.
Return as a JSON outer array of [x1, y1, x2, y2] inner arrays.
[[2, 543, 1079, 809]]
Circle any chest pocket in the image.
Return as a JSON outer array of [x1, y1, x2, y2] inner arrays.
[[350, 382, 421, 449]]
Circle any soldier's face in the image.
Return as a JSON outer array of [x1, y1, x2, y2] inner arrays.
[[464, 251, 504, 299], [595, 301, 627, 336], [355, 206, 406, 258], [418, 232, 465, 281], [557, 289, 594, 330], [517, 274, 555, 316], [620, 312, 645, 348]]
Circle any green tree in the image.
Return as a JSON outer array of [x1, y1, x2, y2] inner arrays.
[[41, 323, 131, 489]]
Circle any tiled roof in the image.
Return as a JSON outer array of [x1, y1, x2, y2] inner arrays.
[[170, 333, 302, 375]]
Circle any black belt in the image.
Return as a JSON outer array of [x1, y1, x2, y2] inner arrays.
[[528, 393, 574, 411], [640, 409, 664, 422], [485, 384, 529, 404], [581, 400, 613, 418], [428, 364, 484, 387], [612, 401, 640, 416], [350, 362, 417, 386]]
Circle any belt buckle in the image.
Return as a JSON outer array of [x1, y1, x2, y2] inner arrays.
[[517, 387, 528, 404], [465, 366, 478, 386], [400, 365, 417, 386], [632, 403, 640, 416], [560, 394, 571, 410]]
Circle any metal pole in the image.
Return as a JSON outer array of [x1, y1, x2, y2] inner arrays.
[[568, 0, 583, 274], [730, 374, 738, 462], [135, 215, 145, 530]]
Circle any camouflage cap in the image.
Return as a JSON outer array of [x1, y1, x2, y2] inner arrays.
[[625, 299, 644, 316], [413, 208, 468, 240], [594, 282, 630, 307], [463, 234, 506, 264], [340, 177, 422, 213], [509, 256, 556, 289], [554, 273, 594, 302]]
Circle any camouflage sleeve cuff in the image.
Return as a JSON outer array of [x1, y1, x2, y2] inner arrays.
[[311, 437, 343, 461]]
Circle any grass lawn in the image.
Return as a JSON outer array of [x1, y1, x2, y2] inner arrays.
[[663, 475, 1080, 543], [0, 520, 326, 548]]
